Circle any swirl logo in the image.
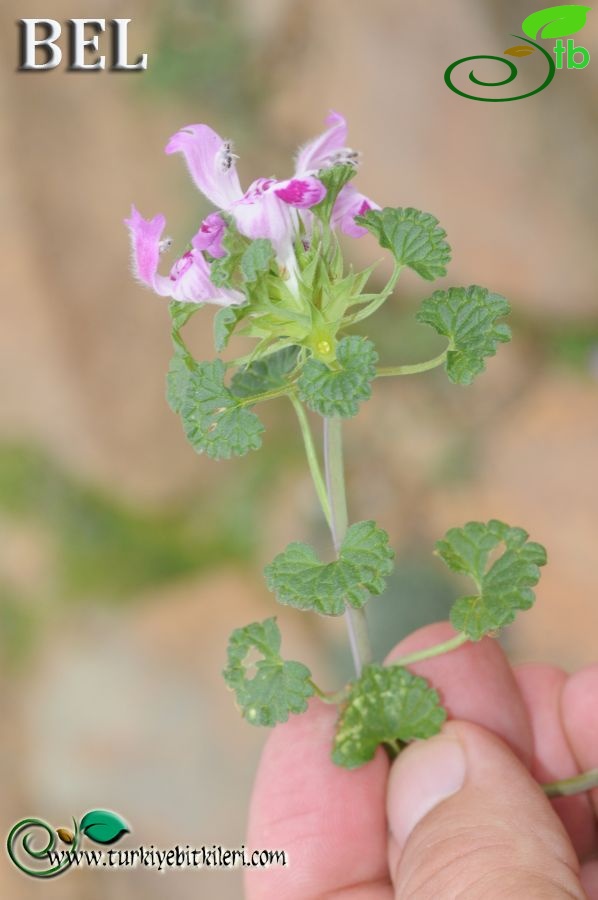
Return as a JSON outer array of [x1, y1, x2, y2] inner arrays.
[[6, 810, 129, 878], [445, 4, 592, 102]]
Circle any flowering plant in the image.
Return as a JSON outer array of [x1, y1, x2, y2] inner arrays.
[[125, 112, 596, 786]]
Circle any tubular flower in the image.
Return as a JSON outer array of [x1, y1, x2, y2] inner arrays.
[[126, 112, 377, 305], [124, 206, 244, 306], [295, 111, 380, 237]]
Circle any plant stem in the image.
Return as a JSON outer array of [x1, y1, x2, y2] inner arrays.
[[289, 394, 332, 529], [377, 348, 448, 378], [393, 633, 469, 666], [344, 264, 404, 326], [542, 768, 598, 798], [323, 416, 373, 676], [237, 385, 291, 408], [309, 679, 349, 705]]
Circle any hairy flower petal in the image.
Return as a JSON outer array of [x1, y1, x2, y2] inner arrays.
[[124, 205, 243, 306], [165, 124, 243, 209], [231, 180, 293, 253], [295, 110, 348, 174]]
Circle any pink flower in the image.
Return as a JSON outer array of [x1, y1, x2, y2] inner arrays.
[[124, 206, 244, 306], [126, 112, 377, 304], [295, 111, 380, 238], [165, 125, 326, 268]]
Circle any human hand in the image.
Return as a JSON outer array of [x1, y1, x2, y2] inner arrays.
[[246, 622, 598, 899]]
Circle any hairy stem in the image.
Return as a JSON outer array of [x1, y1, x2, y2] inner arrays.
[[289, 394, 332, 529], [377, 347, 448, 378], [393, 633, 469, 666], [542, 768, 598, 798], [323, 416, 373, 676], [309, 679, 349, 705]]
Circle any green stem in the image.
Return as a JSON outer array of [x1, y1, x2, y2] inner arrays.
[[394, 633, 469, 667], [309, 679, 349, 705], [344, 264, 403, 326], [237, 384, 292, 408], [542, 768, 598, 798], [289, 395, 332, 529], [323, 416, 373, 676], [377, 348, 448, 378]]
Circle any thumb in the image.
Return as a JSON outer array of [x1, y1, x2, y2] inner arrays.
[[387, 721, 584, 899]]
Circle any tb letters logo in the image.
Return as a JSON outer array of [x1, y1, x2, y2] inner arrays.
[[445, 4, 591, 101], [17, 18, 148, 72]]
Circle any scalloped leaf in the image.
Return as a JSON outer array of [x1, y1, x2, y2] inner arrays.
[[265, 521, 394, 616], [522, 5, 591, 39], [231, 346, 300, 398], [181, 360, 264, 459], [241, 239, 275, 283], [416, 285, 511, 385], [297, 336, 378, 418], [223, 618, 314, 726], [333, 664, 446, 768], [356, 207, 451, 281], [436, 520, 548, 640]]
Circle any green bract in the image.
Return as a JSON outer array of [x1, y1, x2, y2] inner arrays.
[[223, 618, 314, 726], [312, 164, 358, 224], [416, 285, 512, 384], [298, 336, 378, 417], [333, 664, 447, 768], [265, 521, 394, 615], [181, 360, 264, 459], [356, 207, 451, 280], [436, 520, 548, 640]]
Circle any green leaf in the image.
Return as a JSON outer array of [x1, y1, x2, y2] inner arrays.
[[522, 5, 590, 39], [356, 207, 451, 281], [223, 618, 314, 726], [333, 664, 446, 768], [265, 521, 394, 616], [436, 520, 548, 641], [181, 360, 264, 459], [169, 300, 202, 333], [210, 224, 247, 290], [231, 346, 299, 398], [298, 336, 378, 418], [214, 306, 245, 352], [240, 238, 275, 283], [166, 347, 197, 414], [416, 285, 511, 385], [79, 810, 130, 845], [312, 164, 357, 224]]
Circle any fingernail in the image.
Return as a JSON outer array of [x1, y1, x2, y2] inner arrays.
[[387, 734, 466, 848]]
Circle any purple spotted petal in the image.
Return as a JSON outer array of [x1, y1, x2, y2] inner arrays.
[[124, 205, 243, 305], [332, 186, 380, 238], [165, 125, 243, 209], [192, 212, 228, 258], [231, 179, 294, 253], [274, 176, 326, 208]]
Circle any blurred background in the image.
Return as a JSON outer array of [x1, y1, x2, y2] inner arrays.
[[1, 0, 598, 896]]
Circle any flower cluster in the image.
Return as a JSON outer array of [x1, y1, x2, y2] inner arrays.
[[125, 112, 377, 308]]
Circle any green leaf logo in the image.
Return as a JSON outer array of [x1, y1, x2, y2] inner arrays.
[[522, 5, 591, 40], [79, 810, 130, 845]]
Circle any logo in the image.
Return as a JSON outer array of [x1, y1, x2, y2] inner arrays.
[[445, 4, 591, 101], [7, 809, 129, 878]]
